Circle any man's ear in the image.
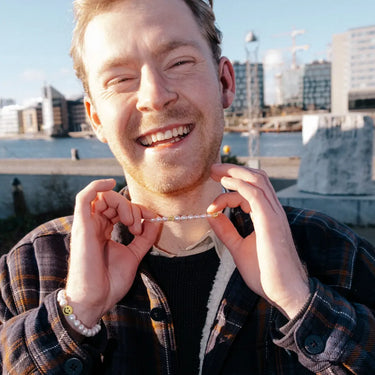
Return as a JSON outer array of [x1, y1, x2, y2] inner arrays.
[[218, 57, 236, 109], [84, 97, 107, 143]]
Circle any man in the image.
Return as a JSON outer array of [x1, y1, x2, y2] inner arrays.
[[0, 0, 374, 373]]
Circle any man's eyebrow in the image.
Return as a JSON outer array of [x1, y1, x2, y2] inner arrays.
[[97, 58, 132, 78], [97, 40, 203, 76], [152, 40, 203, 57]]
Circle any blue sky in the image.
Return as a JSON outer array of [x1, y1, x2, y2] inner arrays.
[[1, 0, 375, 105]]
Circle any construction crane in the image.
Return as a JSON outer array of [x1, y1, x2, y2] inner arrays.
[[273, 28, 310, 70]]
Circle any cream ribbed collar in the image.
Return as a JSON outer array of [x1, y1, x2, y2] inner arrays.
[[150, 208, 229, 259]]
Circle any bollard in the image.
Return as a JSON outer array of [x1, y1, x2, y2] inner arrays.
[[71, 148, 80, 161]]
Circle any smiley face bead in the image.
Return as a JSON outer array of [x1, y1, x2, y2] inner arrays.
[[63, 305, 74, 316]]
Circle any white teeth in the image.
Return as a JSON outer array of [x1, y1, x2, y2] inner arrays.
[[139, 125, 191, 146], [151, 134, 158, 143]]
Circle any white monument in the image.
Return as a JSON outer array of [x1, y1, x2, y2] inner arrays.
[[277, 113, 375, 225], [298, 114, 374, 195]]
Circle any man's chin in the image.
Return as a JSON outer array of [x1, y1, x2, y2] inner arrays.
[[143, 169, 210, 196], [144, 179, 197, 196]]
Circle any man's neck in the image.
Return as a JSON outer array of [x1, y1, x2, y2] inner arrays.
[[126, 177, 223, 255]]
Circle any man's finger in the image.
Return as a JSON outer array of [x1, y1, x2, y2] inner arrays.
[[207, 213, 244, 256], [75, 179, 117, 217]]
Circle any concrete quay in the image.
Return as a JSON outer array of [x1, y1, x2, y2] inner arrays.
[[0, 156, 301, 178], [0, 158, 124, 176]]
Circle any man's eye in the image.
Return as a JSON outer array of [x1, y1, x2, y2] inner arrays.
[[108, 77, 132, 87], [172, 60, 193, 68]]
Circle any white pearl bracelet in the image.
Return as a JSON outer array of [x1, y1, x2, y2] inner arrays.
[[57, 289, 101, 337], [144, 212, 221, 223]]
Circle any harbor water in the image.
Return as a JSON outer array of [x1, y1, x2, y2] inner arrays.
[[0, 132, 305, 159]]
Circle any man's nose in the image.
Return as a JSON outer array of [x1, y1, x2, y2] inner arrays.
[[136, 67, 178, 112]]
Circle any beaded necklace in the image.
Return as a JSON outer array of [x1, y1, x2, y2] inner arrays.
[[144, 212, 221, 223]]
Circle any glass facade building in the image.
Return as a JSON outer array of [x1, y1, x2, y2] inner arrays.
[[303, 61, 331, 111], [229, 61, 264, 115]]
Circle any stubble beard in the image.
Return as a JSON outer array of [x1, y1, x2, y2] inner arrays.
[[123, 103, 224, 196]]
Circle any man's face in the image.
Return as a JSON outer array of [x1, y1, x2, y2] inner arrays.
[[83, 0, 234, 195]]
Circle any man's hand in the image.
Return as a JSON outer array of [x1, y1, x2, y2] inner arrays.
[[208, 164, 310, 319], [66, 179, 160, 327]]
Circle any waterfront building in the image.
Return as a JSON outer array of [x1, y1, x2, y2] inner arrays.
[[303, 61, 331, 111], [332, 25, 375, 113], [22, 103, 43, 135], [42, 85, 69, 136], [67, 96, 91, 133], [229, 61, 264, 116], [0, 105, 24, 135], [0, 98, 15, 109]]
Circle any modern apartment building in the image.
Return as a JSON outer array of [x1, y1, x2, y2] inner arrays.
[[332, 25, 375, 113], [0, 105, 24, 135], [303, 61, 331, 111], [0, 87, 92, 137], [0, 98, 15, 109], [229, 61, 264, 116], [42, 85, 69, 136], [22, 103, 43, 135], [67, 96, 91, 132]]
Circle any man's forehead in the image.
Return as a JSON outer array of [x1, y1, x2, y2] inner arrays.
[[83, 0, 204, 49], [85, 0, 200, 32], [82, 0, 211, 74]]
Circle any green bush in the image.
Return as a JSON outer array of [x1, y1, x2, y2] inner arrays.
[[221, 153, 245, 165]]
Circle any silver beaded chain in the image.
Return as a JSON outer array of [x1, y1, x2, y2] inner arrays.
[[144, 212, 220, 223]]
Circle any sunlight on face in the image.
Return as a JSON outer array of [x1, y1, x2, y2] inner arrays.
[[83, 0, 228, 196]]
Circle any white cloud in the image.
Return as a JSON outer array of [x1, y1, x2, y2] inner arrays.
[[20, 69, 46, 82], [21, 96, 43, 107], [263, 49, 284, 70], [59, 67, 74, 76]]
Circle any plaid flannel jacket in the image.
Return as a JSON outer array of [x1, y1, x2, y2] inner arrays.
[[0, 206, 374, 374]]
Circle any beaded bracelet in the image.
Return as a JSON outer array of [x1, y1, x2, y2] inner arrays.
[[57, 289, 101, 337]]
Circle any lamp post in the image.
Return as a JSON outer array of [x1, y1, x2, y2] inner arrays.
[[245, 31, 260, 159], [12, 177, 27, 218]]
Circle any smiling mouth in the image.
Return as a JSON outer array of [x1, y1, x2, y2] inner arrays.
[[138, 124, 193, 147]]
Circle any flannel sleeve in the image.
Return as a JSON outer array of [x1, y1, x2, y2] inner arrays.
[[273, 236, 375, 374], [0, 225, 106, 374]]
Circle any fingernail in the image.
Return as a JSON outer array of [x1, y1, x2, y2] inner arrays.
[[207, 204, 216, 213]]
